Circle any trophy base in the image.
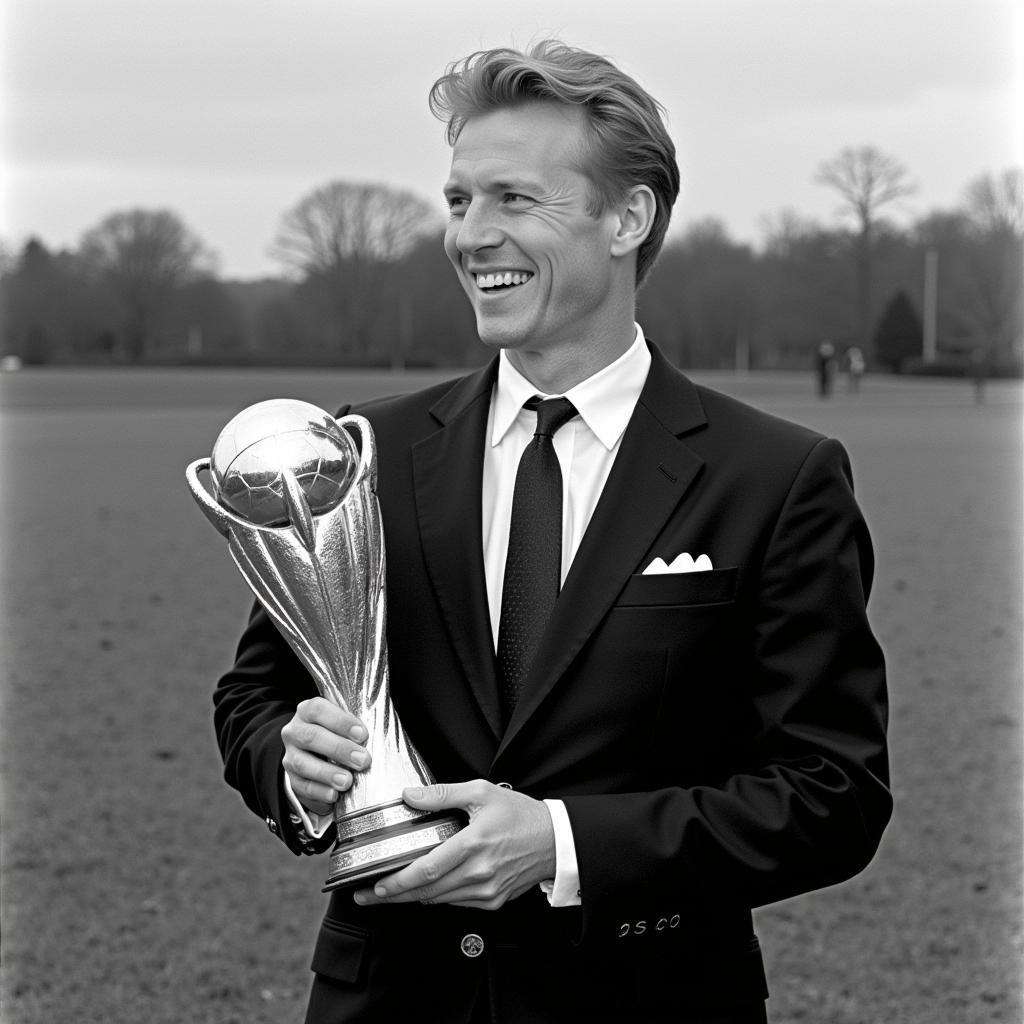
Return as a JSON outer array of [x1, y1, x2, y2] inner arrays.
[[322, 797, 464, 892]]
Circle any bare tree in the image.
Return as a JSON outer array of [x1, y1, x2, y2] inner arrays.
[[815, 146, 915, 358], [271, 181, 443, 355], [753, 215, 852, 364], [960, 169, 1024, 365], [273, 181, 442, 269], [80, 209, 216, 360], [641, 219, 757, 369], [963, 168, 1023, 238], [0, 237, 16, 278], [757, 208, 824, 259]]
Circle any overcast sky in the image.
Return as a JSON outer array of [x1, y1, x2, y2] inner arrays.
[[2, 0, 1021, 279]]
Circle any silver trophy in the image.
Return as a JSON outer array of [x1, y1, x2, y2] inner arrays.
[[186, 398, 463, 890]]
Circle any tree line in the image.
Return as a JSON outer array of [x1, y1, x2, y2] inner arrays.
[[2, 148, 1021, 375]]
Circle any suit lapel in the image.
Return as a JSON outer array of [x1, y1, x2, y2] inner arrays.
[[412, 360, 504, 738], [495, 345, 708, 758]]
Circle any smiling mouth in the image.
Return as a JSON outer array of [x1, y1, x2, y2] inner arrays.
[[474, 271, 533, 292]]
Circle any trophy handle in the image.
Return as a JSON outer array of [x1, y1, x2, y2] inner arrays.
[[336, 414, 377, 491], [185, 459, 234, 538]]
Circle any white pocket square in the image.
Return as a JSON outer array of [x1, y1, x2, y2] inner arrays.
[[642, 552, 713, 575]]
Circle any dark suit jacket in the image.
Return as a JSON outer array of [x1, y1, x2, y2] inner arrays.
[[214, 343, 891, 1023]]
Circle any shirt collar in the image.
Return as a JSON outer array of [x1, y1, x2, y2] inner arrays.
[[490, 324, 651, 450]]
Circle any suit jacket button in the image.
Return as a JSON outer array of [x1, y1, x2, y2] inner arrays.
[[460, 933, 485, 958], [265, 816, 279, 835]]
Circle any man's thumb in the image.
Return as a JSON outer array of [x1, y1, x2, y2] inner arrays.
[[402, 783, 446, 806]]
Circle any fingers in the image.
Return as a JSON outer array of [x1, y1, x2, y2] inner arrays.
[[298, 797, 336, 817], [401, 779, 489, 813], [353, 781, 543, 909], [281, 698, 370, 809], [352, 784, 484, 905], [282, 697, 369, 764], [354, 832, 473, 906], [354, 833, 529, 910], [285, 750, 353, 810]]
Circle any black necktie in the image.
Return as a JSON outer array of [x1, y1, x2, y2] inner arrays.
[[496, 396, 578, 726]]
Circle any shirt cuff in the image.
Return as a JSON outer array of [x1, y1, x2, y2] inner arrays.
[[539, 798, 582, 907], [283, 771, 335, 840]]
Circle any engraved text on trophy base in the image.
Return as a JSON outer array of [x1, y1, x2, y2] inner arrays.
[[324, 818, 463, 891]]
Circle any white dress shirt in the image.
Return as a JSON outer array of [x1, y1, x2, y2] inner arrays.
[[287, 327, 651, 906], [483, 326, 651, 906]]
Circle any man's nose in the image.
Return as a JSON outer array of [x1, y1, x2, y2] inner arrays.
[[455, 201, 502, 254]]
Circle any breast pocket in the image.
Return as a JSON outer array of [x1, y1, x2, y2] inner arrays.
[[601, 567, 739, 653], [605, 568, 749, 771], [617, 567, 738, 608]]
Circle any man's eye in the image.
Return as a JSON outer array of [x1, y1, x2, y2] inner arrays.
[[504, 193, 531, 204], [446, 196, 468, 213]]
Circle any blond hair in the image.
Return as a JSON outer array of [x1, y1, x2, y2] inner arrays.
[[429, 41, 680, 285]]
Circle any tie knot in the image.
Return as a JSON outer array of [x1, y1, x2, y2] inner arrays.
[[527, 396, 577, 438]]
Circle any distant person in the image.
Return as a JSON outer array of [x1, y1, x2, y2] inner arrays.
[[815, 340, 837, 397], [212, 41, 891, 1023], [845, 345, 865, 393]]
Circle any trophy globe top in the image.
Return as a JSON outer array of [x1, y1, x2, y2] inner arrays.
[[210, 398, 357, 527]]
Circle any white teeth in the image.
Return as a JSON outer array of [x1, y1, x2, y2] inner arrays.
[[475, 271, 532, 290]]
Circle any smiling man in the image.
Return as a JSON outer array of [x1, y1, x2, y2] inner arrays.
[[214, 41, 891, 1024], [442, 100, 649, 390]]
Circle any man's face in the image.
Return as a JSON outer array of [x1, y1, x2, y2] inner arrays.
[[443, 102, 622, 363]]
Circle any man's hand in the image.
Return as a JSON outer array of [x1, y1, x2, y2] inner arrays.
[[352, 780, 556, 910], [280, 697, 370, 816]]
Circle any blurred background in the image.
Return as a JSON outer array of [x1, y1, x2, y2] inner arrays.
[[1, 0, 1021, 375], [1, 2, 1021, 1023]]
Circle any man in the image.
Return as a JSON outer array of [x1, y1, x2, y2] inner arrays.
[[214, 41, 891, 1023]]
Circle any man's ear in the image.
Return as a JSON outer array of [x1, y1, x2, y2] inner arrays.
[[610, 185, 656, 258]]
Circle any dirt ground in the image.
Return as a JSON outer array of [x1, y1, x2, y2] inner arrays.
[[0, 367, 1020, 1023]]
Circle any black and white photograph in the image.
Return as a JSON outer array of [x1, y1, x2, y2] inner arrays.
[[1, 2, 1020, 1022]]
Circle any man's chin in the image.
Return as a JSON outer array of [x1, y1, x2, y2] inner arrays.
[[474, 321, 525, 352]]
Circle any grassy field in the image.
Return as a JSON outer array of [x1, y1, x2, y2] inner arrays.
[[0, 367, 1020, 1023]]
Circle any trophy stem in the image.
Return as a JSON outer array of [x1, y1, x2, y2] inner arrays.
[[309, 555, 354, 706], [323, 798, 465, 891]]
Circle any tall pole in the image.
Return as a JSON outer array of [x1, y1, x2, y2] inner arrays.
[[923, 247, 938, 363]]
